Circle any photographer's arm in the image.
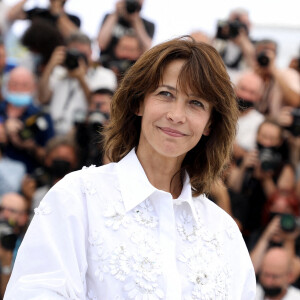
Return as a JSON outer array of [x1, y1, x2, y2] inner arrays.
[[271, 68, 300, 107], [233, 30, 256, 69], [56, 13, 80, 38], [260, 164, 295, 200], [227, 150, 258, 193], [6, 0, 27, 22], [250, 216, 280, 274], [39, 46, 66, 105], [97, 13, 119, 52], [130, 14, 152, 52]]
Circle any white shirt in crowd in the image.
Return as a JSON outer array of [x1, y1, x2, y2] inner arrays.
[[48, 65, 117, 135], [5, 149, 256, 300], [236, 109, 265, 151]]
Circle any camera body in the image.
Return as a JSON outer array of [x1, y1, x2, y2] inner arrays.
[[216, 19, 247, 40], [19, 113, 49, 141], [257, 51, 270, 67], [258, 147, 282, 171], [64, 49, 88, 70], [280, 213, 300, 232], [125, 0, 141, 14]]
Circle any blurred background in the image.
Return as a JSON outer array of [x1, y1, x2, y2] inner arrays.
[[4, 0, 300, 68]]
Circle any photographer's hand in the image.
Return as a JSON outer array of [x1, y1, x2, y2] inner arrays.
[[232, 28, 255, 69], [68, 59, 91, 104], [4, 118, 23, 137], [49, 0, 65, 16]]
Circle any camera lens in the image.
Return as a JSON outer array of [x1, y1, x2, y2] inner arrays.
[[126, 0, 141, 14], [280, 214, 296, 232], [257, 52, 270, 67]]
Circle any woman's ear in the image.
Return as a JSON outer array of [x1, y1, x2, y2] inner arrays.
[[203, 121, 211, 136], [136, 101, 144, 116]]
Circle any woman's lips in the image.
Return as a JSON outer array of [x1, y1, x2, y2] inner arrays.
[[159, 127, 186, 137]]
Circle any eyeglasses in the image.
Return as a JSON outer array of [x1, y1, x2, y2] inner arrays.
[[0, 206, 26, 215]]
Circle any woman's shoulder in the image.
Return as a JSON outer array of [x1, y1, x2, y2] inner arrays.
[[193, 194, 240, 234]]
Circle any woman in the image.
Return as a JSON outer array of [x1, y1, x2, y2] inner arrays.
[[4, 37, 255, 299]]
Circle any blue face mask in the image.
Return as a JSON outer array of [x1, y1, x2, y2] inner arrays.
[[5, 92, 33, 107]]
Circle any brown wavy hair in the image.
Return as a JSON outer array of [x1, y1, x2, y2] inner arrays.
[[103, 36, 238, 196]]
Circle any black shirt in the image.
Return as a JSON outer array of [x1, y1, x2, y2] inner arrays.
[[25, 7, 81, 28]]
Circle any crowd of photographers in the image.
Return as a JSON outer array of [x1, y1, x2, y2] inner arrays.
[[0, 0, 300, 298]]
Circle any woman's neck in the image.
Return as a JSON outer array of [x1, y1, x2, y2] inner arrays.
[[136, 147, 184, 199]]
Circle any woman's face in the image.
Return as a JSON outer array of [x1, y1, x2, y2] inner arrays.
[[137, 59, 212, 161]]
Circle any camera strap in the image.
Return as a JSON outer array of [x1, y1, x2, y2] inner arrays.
[[55, 80, 76, 128]]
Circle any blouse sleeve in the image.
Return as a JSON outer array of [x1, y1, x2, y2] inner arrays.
[[4, 175, 88, 300]]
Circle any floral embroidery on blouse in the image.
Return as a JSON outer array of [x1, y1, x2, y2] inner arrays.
[[177, 209, 201, 242], [34, 201, 52, 215], [124, 231, 164, 299], [134, 199, 158, 228], [178, 244, 231, 300], [103, 201, 131, 230]]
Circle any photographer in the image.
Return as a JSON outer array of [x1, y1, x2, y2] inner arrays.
[[38, 32, 117, 135], [249, 192, 300, 290], [104, 33, 142, 83], [253, 39, 300, 118], [227, 120, 293, 241], [74, 88, 113, 168], [214, 8, 256, 72], [97, 0, 155, 66], [7, 0, 80, 39], [255, 248, 300, 299], [233, 70, 265, 160], [0, 192, 30, 298], [0, 66, 54, 173]]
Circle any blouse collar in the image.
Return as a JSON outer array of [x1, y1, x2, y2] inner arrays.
[[117, 148, 199, 223]]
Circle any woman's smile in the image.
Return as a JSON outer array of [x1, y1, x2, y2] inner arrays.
[[158, 126, 187, 137]]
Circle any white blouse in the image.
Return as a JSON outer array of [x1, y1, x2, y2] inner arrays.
[[4, 149, 256, 300]]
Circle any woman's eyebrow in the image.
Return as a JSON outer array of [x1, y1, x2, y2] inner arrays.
[[159, 84, 177, 91]]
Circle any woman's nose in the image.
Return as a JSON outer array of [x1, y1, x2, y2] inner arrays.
[[167, 101, 186, 123]]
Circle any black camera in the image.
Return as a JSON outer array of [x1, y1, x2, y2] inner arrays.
[[280, 213, 300, 232], [287, 108, 300, 136], [259, 147, 282, 171], [64, 49, 88, 70], [19, 113, 49, 141], [125, 0, 141, 14], [0, 219, 18, 251], [257, 51, 270, 67], [216, 19, 247, 40]]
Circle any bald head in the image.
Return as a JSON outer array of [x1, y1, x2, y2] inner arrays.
[[235, 70, 264, 104], [262, 248, 291, 273], [6, 66, 36, 94], [0, 192, 29, 227]]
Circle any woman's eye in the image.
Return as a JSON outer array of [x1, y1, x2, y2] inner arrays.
[[159, 91, 173, 97], [190, 100, 204, 108]]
